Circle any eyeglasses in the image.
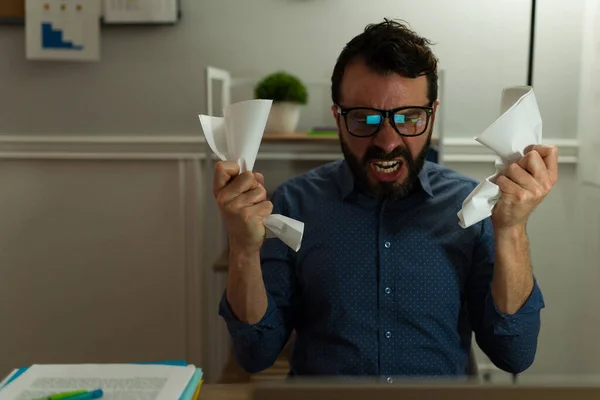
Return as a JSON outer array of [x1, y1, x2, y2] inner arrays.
[[336, 105, 434, 138]]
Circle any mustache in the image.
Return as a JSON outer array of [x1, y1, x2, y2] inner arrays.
[[362, 146, 412, 163]]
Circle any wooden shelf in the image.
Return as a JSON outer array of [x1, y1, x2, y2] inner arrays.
[[262, 132, 439, 147], [262, 132, 338, 142], [0, 0, 24, 19]]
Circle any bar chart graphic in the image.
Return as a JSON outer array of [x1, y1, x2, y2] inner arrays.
[[26, 0, 101, 61], [41, 22, 84, 50]]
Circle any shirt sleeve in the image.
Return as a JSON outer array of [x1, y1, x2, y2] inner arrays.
[[467, 217, 546, 374], [218, 187, 300, 374]]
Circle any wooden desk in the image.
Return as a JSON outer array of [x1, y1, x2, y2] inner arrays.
[[200, 383, 600, 400], [200, 384, 252, 400]]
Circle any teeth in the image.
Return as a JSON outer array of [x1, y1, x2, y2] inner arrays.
[[375, 161, 398, 167], [372, 161, 400, 173]]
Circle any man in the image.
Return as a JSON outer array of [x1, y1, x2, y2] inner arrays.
[[214, 19, 557, 378]]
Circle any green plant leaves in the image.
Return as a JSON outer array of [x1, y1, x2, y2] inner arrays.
[[254, 71, 308, 105]]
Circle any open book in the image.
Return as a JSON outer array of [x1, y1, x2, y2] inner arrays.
[[0, 363, 202, 400]]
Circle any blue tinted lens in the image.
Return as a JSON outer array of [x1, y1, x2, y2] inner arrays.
[[365, 115, 381, 125], [394, 114, 405, 124]]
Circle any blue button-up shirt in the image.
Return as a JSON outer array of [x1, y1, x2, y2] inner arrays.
[[219, 160, 545, 377]]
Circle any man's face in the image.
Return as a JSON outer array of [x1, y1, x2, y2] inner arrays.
[[332, 60, 439, 200]]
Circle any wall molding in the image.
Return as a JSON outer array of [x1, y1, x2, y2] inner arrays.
[[0, 134, 579, 163], [0, 135, 206, 160], [443, 137, 579, 164]]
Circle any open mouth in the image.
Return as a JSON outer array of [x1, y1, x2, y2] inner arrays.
[[368, 159, 405, 182], [371, 160, 402, 173]]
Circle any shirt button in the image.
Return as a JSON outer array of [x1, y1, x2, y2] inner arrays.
[[385, 331, 392, 339], [387, 377, 394, 384], [384, 241, 391, 248], [384, 287, 391, 295]]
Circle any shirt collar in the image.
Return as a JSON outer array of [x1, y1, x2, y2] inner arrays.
[[337, 160, 434, 200]]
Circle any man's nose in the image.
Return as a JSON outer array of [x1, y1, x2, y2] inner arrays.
[[372, 119, 405, 154]]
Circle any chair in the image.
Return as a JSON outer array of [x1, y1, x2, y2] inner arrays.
[[466, 346, 478, 377]]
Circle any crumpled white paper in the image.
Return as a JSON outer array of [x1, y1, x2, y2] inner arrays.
[[199, 99, 304, 251], [457, 86, 542, 228]]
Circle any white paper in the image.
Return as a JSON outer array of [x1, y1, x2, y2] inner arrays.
[[264, 214, 305, 252], [199, 99, 305, 252], [457, 86, 542, 228], [102, 0, 178, 23], [0, 364, 195, 400], [26, 0, 101, 62]]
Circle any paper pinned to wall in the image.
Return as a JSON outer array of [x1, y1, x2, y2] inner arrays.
[[25, 0, 101, 62], [102, 0, 178, 23]]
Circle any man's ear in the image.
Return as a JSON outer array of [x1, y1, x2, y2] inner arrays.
[[331, 105, 341, 132], [430, 99, 441, 126]]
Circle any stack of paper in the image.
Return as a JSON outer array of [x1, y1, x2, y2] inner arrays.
[[0, 362, 203, 400]]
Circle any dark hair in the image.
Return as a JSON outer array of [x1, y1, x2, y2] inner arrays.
[[331, 18, 438, 106]]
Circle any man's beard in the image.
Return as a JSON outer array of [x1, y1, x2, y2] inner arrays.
[[340, 133, 430, 201]]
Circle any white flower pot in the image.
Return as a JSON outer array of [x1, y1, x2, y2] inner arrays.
[[265, 102, 302, 133]]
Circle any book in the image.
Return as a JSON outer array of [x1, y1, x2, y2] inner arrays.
[[0, 362, 203, 400]]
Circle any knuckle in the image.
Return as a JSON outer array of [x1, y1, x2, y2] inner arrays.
[[265, 200, 274, 212], [258, 186, 268, 199], [495, 175, 507, 188], [214, 161, 226, 175], [216, 190, 228, 206], [507, 163, 520, 174], [515, 190, 526, 202], [240, 207, 253, 222], [223, 200, 237, 215], [241, 171, 255, 180]]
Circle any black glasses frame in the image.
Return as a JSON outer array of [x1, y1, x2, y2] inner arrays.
[[336, 105, 434, 138]]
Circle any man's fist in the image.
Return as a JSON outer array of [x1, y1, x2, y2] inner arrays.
[[213, 161, 273, 253]]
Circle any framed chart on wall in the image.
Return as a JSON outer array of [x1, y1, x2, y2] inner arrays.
[[0, 0, 25, 23]]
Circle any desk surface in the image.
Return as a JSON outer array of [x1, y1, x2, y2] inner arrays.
[[200, 383, 600, 400], [201, 384, 251, 400]]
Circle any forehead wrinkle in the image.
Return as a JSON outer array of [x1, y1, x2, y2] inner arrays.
[[339, 64, 428, 109]]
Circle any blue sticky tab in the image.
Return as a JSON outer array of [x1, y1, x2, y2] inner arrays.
[[394, 114, 405, 124], [365, 115, 381, 125]]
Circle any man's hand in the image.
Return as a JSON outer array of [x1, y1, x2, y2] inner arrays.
[[489, 145, 558, 314], [492, 145, 559, 231], [213, 161, 273, 253]]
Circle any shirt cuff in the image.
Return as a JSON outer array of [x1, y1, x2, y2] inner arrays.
[[482, 278, 545, 336], [218, 290, 279, 340]]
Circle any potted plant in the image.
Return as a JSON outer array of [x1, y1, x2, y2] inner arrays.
[[254, 71, 308, 133]]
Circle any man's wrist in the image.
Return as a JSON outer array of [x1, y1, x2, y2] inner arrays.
[[229, 239, 261, 272], [494, 223, 527, 243]]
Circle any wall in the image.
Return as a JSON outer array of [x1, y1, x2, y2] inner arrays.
[[533, 0, 585, 138], [0, 0, 585, 139], [0, 152, 205, 378]]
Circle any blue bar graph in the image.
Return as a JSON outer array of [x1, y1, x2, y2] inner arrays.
[[41, 22, 83, 50]]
